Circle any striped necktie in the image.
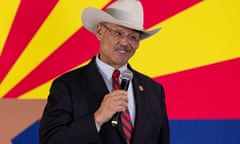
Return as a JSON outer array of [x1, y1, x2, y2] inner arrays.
[[112, 70, 134, 144]]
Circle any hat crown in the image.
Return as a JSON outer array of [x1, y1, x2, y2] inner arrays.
[[81, 0, 160, 40], [106, 0, 144, 30]]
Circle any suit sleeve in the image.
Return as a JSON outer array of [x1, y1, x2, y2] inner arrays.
[[158, 85, 170, 144], [39, 78, 102, 144]]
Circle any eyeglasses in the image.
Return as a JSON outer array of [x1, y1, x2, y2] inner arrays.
[[101, 23, 140, 46]]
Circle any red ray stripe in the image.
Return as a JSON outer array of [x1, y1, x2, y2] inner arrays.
[[3, 28, 98, 98], [141, 0, 203, 28], [0, 0, 58, 83], [155, 58, 240, 119], [2, 0, 202, 98]]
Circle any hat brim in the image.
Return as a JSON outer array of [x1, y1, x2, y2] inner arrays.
[[81, 8, 160, 40]]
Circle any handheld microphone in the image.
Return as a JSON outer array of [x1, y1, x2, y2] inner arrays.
[[111, 70, 133, 127]]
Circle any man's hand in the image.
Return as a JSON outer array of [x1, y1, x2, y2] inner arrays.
[[94, 90, 128, 127]]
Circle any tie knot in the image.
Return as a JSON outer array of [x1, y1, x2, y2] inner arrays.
[[112, 69, 120, 79], [112, 70, 120, 90]]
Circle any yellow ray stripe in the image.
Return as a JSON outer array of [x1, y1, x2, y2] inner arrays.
[[20, 61, 90, 99], [6, 0, 240, 99], [0, 0, 20, 55], [130, 0, 240, 77], [0, 0, 109, 98], [18, 81, 52, 99]]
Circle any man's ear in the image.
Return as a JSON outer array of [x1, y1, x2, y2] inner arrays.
[[96, 24, 103, 40]]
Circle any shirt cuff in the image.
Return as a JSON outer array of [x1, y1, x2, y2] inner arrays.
[[95, 121, 101, 132]]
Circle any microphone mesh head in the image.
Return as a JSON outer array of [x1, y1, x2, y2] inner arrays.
[[121, 70, 133, 80]]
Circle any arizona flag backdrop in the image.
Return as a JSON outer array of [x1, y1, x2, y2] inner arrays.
[[0, 0, 239, 144]]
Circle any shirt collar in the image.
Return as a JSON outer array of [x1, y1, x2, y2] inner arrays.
[[95, 55, 128, 78]]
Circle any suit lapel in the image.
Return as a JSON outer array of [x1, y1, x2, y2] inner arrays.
[[85, 58, 126, 143], [85, 58, 109, 102], [131, 73, 147, 144]]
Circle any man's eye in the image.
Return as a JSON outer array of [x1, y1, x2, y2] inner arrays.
[[129, 35, 139, 41], [114, 31, 122, 37]]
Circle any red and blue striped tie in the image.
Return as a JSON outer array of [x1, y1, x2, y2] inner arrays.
[[112, 70, 133, 144]]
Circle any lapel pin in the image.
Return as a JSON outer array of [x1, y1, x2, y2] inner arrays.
[[138, 85, 144, 92]]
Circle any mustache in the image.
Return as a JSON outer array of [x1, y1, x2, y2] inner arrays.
[[115, 45, 132, 52]]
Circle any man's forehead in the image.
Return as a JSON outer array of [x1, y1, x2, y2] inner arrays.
[[103, 22, 141, 34]]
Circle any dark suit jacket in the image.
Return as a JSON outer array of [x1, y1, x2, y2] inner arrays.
[[39, 57, 170, 144]]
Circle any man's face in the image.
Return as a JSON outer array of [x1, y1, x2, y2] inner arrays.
[[96, 23, 140, 69]]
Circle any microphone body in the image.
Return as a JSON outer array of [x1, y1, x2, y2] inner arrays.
[[111, 70, 133, 126]]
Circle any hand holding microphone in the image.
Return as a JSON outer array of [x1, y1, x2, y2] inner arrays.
[[94, 70, 133, 128], [111, 70, 133, 126]]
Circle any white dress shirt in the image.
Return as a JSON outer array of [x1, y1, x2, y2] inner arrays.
[[95, 55, 136, 126]]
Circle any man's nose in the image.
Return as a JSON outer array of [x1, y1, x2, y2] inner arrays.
[[119, 35, 130, 45]]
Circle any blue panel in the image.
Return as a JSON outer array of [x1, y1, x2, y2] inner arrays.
[[170, 120, 240, 144], [12, 120, 40, 144], [12, 120, 240, 144]]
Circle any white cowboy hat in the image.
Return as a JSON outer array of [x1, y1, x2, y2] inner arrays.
[[81, 0, 160, 40]]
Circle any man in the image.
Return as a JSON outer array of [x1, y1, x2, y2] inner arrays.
[[39, 0, 170, 144]]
